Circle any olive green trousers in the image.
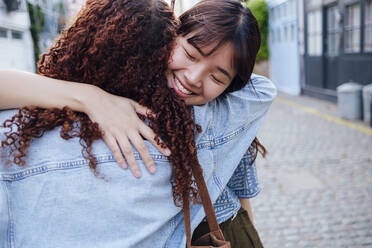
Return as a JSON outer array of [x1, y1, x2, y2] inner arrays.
[[192, 208, 264, 248]]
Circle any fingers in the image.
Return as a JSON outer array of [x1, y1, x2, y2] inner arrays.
[[128, 132, 156, 175], [117, 137, 142, 178], [131, 100, 156, 118], [102, 133, 127, 169], [139, 125, 171, 157]]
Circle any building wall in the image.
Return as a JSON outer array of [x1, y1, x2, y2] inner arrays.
[[302, 0, 372, 101], [268, 0, 301, 95], [173, 0, 200, 16], [0, 0, 35, 72]]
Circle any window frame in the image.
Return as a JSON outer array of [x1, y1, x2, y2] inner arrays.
[[343, 2, 362, 54], [363, 0, 372, 53]]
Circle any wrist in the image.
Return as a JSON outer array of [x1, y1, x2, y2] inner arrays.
[[71, 83, 99, 114]]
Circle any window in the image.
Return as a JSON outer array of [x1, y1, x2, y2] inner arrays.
[[291, 24, 296, 41], [326, 6, 342, 56], [307, 10, 323, 55], [283, 2, 288, 18], [284, 25, 288, 41], [0, 28, 7, 38], [277, 28, 281, 42], [11, 31, 23, 40], [365, 0, 372, 52], [344, 3, 361, 53], [291, 0, 296, 18]]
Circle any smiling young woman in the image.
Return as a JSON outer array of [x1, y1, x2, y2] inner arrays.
[[167, 37, 235, 105]]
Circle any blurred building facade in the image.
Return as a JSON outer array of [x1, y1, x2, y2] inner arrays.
[[268, 0, 301, 95], [269, 0, 372, 101], [0, 0, 84, 72], [302, 0, 372, 101], [0, 0, 35, 72]]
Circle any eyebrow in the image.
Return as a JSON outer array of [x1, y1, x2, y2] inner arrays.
[[217, 66, 232, 81], [187, 40, 233, 81]]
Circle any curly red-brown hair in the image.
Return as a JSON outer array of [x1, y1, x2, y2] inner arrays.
[[1, 0, 200, 206]]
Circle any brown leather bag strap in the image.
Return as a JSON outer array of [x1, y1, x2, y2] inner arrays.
[[183, 195, 192, 247], [191, 162, 224, 238], [182, 162, 225, 247]]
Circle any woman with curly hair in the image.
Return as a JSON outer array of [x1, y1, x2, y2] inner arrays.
[[0, 0, 275, 247]]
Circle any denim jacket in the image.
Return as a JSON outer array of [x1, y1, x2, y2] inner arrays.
[[212, 148, 260, 223], [0, 74, 276, 248]]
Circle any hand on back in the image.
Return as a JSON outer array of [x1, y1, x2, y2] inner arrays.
[[83, 87, 171, 178]]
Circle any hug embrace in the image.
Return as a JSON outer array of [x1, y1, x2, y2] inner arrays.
[[0, 0, 276, 247]]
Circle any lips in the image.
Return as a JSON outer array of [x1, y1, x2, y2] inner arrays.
[[172, 74, 194, 98]]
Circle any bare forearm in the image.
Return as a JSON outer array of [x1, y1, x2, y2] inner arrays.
[[239, 198, 254, 223], [0, 70, 93, 112]]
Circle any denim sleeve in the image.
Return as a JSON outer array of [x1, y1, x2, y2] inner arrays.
[[210, 74, 277, 139], [226, 149, 261, 199]]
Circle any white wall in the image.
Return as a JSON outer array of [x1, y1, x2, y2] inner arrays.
[[173, 0, 200, 16], [268, 0, 301, 95], [0, 0, 35, 72]]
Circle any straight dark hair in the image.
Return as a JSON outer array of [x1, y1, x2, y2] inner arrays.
[[178, 0, 261, 93]]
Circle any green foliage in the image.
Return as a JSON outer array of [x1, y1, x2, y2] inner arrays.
[[245, 0, 269, 62], [27, 1, 45, 69]]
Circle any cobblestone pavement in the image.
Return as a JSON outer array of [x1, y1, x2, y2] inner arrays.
[[251, 92, 372, 248]]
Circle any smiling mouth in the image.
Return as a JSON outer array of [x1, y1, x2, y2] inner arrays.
[[172, 75, 195, 97]]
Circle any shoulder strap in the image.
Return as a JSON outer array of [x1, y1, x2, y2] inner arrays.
[[183, 162, 225, 247]]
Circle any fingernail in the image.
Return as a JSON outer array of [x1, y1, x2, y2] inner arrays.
[[121, 162, 127, 169], [164, 148, 171, 156], [149, 165, 156, 174], [134, 170, 141, 178]]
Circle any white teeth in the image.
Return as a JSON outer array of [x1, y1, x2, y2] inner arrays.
[[175, 77, 192, 95]]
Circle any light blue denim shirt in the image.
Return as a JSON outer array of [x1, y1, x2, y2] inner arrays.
[[0, 74, 276, 248], [212, 148, 260, 223]]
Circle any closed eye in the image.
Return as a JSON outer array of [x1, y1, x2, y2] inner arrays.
[[184, 48, 196, 61], [211, 74, 225, 85]]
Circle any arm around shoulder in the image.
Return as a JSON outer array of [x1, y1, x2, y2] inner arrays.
[[211, 73, 277, 134], [0, 69, 96, 112]]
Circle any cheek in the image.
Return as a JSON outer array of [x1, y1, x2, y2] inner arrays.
[[168, 47, 184, 70], [202, 84, 227, 101]]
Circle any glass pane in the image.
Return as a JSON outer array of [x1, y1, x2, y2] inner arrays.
[[365, 0, 372, 51], [0, 28, 7, 38], [344, 4, 360, 53], [326, 6, 341, 56], [291, 0, 296, 17], [365, 26, 372, 51], [367, 0, 372, 24], [284, 26, 288, 41], [307, 10, 322, 55], [11, 31, 22, 40]]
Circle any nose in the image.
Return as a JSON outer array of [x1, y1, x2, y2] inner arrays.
[[184, 64, 204, 88]]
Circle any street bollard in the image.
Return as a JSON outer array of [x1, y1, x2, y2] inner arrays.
[[362, 84, 372, 124], [336, 82, 363, 120]]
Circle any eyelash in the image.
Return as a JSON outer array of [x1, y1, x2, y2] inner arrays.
[[211, 74, 224, 84], [184, 49, 196, 61], [184, 47, 224, 85]]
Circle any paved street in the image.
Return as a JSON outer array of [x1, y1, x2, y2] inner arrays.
[[251, 92, 372, 248]]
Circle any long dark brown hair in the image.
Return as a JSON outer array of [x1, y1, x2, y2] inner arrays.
[[1, 0, 200, 206]]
